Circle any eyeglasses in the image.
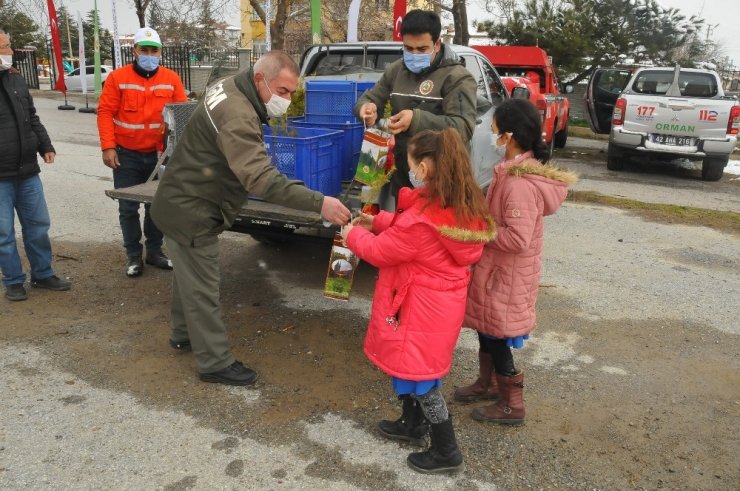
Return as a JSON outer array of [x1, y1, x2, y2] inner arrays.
[[0, 45, 11, 50]]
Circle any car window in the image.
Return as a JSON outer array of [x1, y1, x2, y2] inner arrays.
[[632, 71, 673, 94], [597, 70, 631, 95], [632, 70, 717, 97], [678, 73, 717, 97], [479, 56, 506, 105], [70, 68, 80, 76], [86, 67, 95, 75], [309, 51, 401, 75], [461, 55, 488, 102]]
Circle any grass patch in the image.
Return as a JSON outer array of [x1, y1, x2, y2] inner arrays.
[[567, 125, 609, 141], [568, 190, 740, 235], [568, 117, 590, 127]]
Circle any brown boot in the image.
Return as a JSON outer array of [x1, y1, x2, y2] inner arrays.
[[471, 371, 525, 426], [454, 351, 499, 403]]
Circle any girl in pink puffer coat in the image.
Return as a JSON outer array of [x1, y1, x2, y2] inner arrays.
[[342, 128, 495, 474], [457, 99, 577, 426]]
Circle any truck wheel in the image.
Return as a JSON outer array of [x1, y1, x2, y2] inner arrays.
[[606, 144, 625, 171], [553, 120, 568, 148], [701, 157, 727, 181]]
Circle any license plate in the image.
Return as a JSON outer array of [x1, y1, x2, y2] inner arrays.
[[652, 134, 693, 146]]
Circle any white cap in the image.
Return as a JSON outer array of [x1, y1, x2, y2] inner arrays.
[[133, 27, 162, 48]]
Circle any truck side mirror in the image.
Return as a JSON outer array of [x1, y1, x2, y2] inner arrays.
[[564, 84, 574, 94], [511, 86, 530, 100]]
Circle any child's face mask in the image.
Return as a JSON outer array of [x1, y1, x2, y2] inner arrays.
[[408, 168, 426, 188]]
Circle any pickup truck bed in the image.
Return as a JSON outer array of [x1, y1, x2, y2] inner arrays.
[[106, 181, 358, 243]]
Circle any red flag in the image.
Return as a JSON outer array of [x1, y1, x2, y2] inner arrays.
[[392, 0, 406, 41], [47, 0, 67, 94]]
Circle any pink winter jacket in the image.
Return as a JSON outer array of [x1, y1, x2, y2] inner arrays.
[[346, 187, 496, 380], [464, 154, 577, 338]]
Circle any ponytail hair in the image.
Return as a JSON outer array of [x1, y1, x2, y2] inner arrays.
[[494, 98, 548, 162], [408, 128, 490, 224]]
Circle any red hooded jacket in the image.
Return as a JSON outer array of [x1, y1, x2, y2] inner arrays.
[[346, 187, 495, 380]]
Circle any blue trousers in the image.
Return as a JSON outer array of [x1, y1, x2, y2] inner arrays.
[[0, 174, 54, 287], [113, 147, 163, 258]]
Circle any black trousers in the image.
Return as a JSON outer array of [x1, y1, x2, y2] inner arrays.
[[478, 332, 517, 376]]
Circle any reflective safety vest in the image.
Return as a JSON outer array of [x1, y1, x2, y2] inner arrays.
[[97, 64, 187, 153]]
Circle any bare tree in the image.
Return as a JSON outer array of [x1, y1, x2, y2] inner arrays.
[[429, 0, 470, 45], [133, 0, 153, 28]]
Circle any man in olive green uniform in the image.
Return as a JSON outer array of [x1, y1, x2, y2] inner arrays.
[[355, 9, 477, 204], [151, 51, 350, 385]]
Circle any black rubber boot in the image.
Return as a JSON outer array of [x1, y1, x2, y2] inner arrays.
[[377, 395, 429, 447], [407, 417, 465, 474]]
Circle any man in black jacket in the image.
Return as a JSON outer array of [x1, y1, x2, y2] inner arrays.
[[0, 30, 71, 301]]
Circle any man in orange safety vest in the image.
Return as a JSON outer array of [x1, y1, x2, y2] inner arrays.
[[97, 27, 187, 277]]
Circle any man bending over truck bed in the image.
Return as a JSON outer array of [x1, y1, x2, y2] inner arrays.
[[151, 50, 351, 386]]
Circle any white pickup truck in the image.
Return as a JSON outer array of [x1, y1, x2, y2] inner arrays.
[[585, 65, 740, 180]]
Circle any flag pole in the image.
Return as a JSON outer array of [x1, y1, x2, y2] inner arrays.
[[79, 91, 95, 112], [48, 0, 74, 110], [77, 10, 95, 113]]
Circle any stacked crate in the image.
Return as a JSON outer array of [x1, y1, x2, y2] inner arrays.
[[298, 80, 376, 181], [263, 125, 344, 196]]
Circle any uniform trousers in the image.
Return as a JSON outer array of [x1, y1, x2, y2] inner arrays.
[[166, 235, 234, 373]]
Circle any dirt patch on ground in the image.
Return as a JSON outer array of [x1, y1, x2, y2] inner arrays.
[[2, 239, 739, 489]]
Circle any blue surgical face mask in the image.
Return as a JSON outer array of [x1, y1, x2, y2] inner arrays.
[[408, 168, 425, 188], [403, 51, 433, 74], [137, 54, 160, 72]]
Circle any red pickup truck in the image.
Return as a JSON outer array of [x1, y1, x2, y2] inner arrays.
[[472, 46, 570, 160]]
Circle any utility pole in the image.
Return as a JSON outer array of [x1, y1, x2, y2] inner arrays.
[[706, 23, 718, 42]]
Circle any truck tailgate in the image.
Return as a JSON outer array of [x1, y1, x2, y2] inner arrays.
[[105, 182, 325, 228], [623, 94, 732, 139]]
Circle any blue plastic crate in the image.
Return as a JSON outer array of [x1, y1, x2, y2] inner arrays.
[[305, 80, 367, 124], [355, 80, 375, 101], [288, 118, 364, 181], [262, 125, 343, 196]]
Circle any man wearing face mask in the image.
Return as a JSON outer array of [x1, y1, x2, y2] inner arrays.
[[97, 27, 187, 277], [0, 29, 71, 301], [355, 9, 477, 205], [150, 50, 351, 386]]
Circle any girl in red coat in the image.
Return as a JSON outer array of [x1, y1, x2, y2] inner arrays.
[[342, 128, 495, 474], [458, 98, 577, 425]]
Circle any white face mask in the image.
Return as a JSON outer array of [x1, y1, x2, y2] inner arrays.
[[263, 79, 291, 118], [0, 54, 13, 71], [491, 132, 508, 159]]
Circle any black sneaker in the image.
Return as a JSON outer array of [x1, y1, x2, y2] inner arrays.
[[5, 283, 28, 301], [199, 361, 257, 386], [31, 275, 71, 291], [145, 251, 173, 270], [126, 256, 143, 277]]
